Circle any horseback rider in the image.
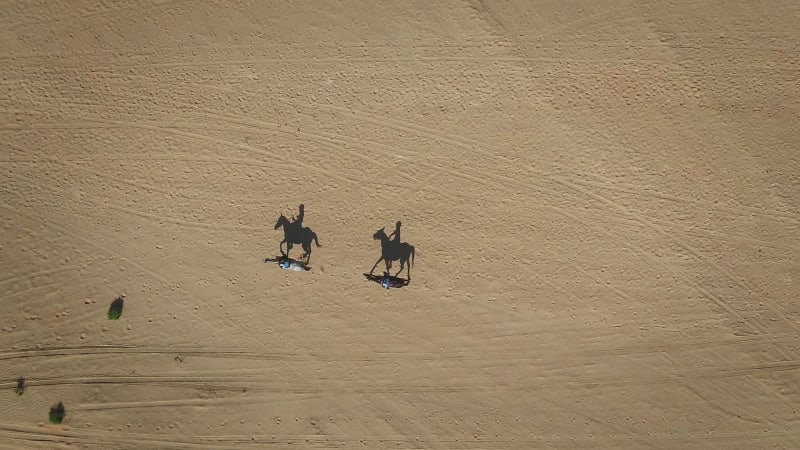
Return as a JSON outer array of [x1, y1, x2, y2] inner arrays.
[[274, 254, 309, 271], [388, 220, 401, 245], [380, 271, 408, 289], [380, 272, 408, 289], [291, 204, 305, 233], [381, 272, 392, 289], [363, 271, 408, 289], [292, 203, 305, 225], [274, 203, 320, 264]]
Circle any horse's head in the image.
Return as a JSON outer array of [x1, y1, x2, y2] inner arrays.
[[373, 227, 387, 241], [274, 214, 288, 230]]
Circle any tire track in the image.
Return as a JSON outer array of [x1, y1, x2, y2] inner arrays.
[[649, 218, 800, 253], [20, 54, 797, 76], [523, 199, 763, 337], [2, 35, 791, 61], [4, 97, 418, 204], [551, 174, 800, 405], [59, 68, 797, 233], [149, 72, 787, 337], [269, 97, 489, 203], [5, 86, 463, 206], [0, 265, 84, 288], [278, 98, 481, 152], [4, 5, 792, 444], [0, 344, 259, 362], [297, 94, 799, 225], [206, 5, 787, 233], [7, 37, 788, 316], [257, 86, 799, 223], [2, 138, 304, 212], [0, 39, 505, 61], [2, 141, 177, 199], [77, 116, 376, 196], [1, 374, 265, 392], [553, 175, 800, 336], [6, 358, 786, 401], [457, 330, 799, 360], [0, 425, 797, 450], [277, 97, 511, 173], [564, 175, 800, 224], [41, 79, 425, 198], [130, 88, 794, 252], [110, 81, 799, 225], [3, 168, 348, 398], [10, 52, 794, 77], [105, 55, 668, 69], [226, 4, 797, 358], [2, 169, 258, 234], [3, 331, 793, 365], [632, 6, 800, 340], [0, 278, 68, 304], [4, 118, 444, 384], [181, 110, 464, 204], [0, 424, 265, 450], [130, 88, 469, 204], [494, 0, 641, 45], [4, 0, 187, 30], [0, 202, 295, 388], [105, 205, 261, 232], [4, 90, 788, 330], [0, 154, 295, 173]]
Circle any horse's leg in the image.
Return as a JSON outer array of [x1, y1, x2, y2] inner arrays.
[[286, 242, 293, 258], [370, 257, 383, 275], [394, 257, 408, 276], [405, 250, 411, 280], [279, 239, 286, 256], [395, 257, 405, 278], [302, 241, 311, 264]]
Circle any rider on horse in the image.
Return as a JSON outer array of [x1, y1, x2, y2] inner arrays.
[[292, 204, 304, 232], [388, 220, 401, 245], [265, 254, 310, 271], [379, 271, 407, 289]]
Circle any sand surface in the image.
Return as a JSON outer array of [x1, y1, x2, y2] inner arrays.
[[2, 1, 799, 449]]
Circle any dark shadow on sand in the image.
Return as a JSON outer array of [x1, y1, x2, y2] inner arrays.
[[273, 204, 321, 264], [368, 221, 415, 284]]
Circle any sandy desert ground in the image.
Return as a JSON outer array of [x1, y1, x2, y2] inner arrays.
[[1, 1, 799, 449]]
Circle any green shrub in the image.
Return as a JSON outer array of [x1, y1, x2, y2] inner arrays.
[[49, 402, 65, 424], [108, 296, 124, 320], [14, 377, 25, 396]]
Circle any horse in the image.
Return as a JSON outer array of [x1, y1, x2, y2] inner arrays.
[[274, 214, 321, 263], [370, 227, 415, 280]]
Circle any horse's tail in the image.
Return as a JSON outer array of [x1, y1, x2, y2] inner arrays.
[[410, 245, 415, 267], [312, 231, 321, 247]]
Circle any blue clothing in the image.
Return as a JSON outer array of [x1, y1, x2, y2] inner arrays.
[[279, 259, 306, 271]]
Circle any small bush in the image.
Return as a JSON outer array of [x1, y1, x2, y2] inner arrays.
[[49, 402, 65, 424], [108, 296, 124, 320], [14, 377, 25, 396]]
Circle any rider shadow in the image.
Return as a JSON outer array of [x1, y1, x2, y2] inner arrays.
[[272, 204, 321, 264], [367, 221, 415, 287]]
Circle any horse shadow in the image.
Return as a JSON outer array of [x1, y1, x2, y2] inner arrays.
[[369, 221, 415, 283], [273, 204, 321, 264]]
